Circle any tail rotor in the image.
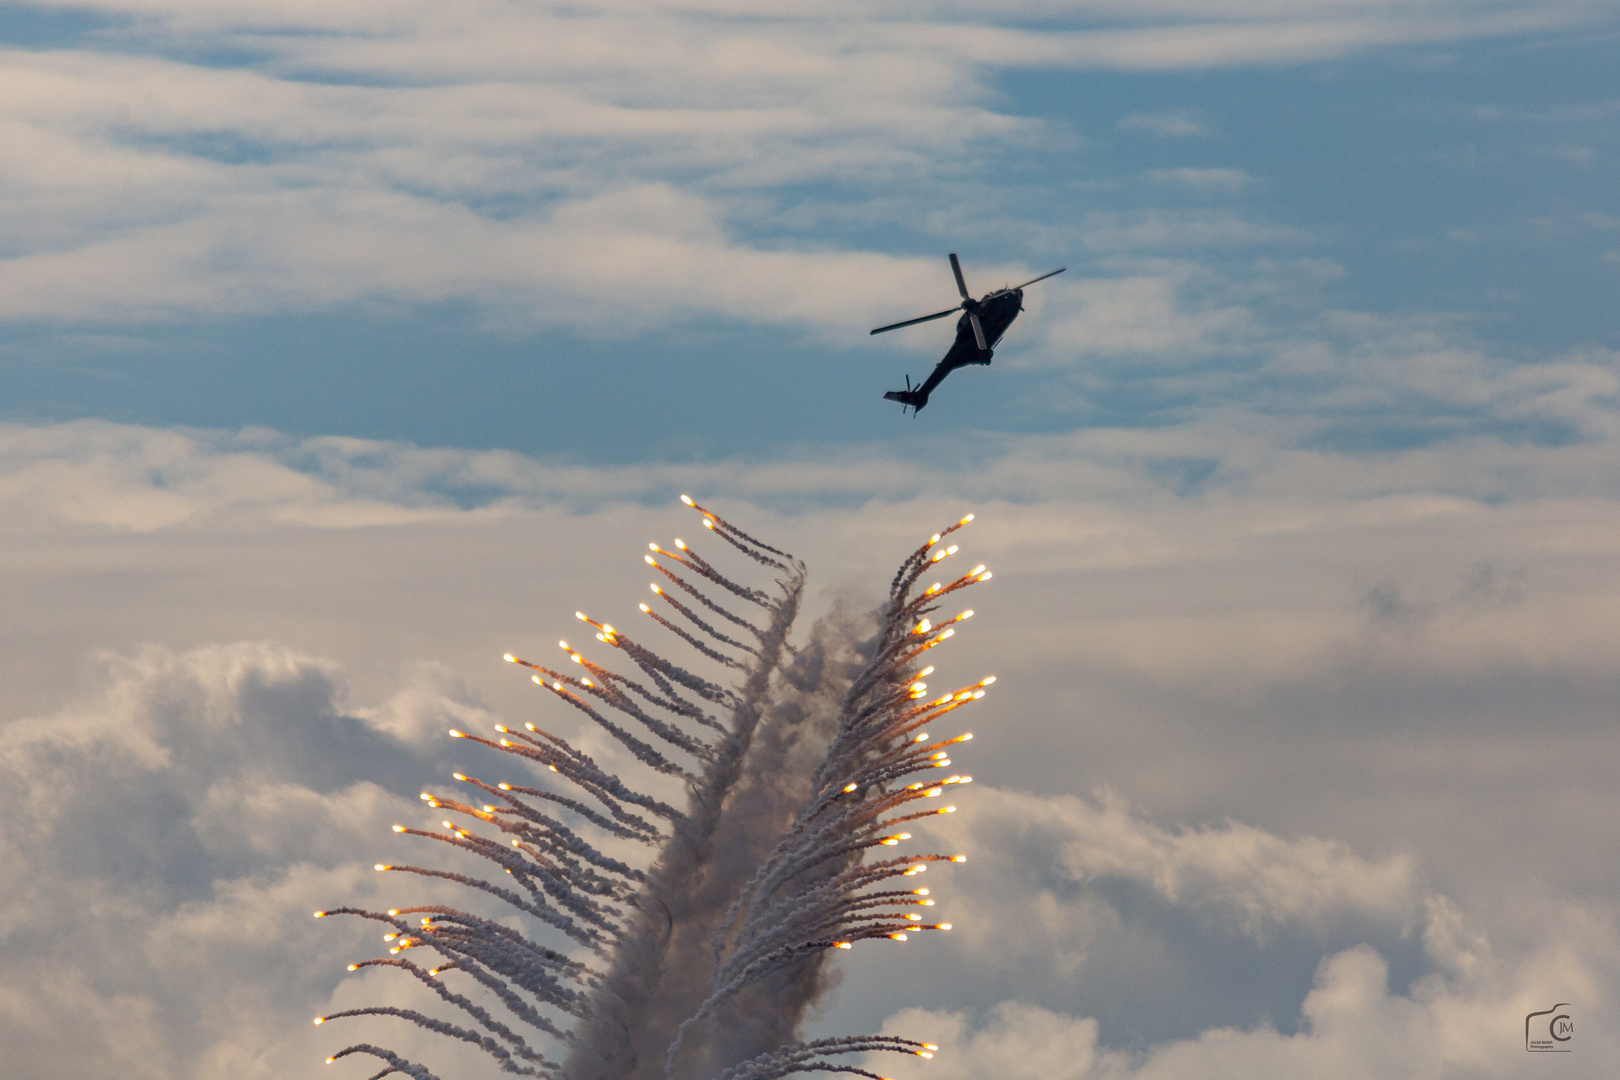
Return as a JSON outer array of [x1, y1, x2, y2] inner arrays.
[[882, 373, 927, 414]]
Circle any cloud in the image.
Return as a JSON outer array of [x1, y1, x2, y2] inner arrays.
[[858, 790, 1617, 1076], [0, 22, 1039, 329], [1117, 111, 1211, 138], [0, 640, 475, 1079], [964, 787, 1427, 940], [356, 661, 505, 747], [0, 1, 1609, 329], [871, 784, 1451, 1039], [850, 781, 1619, 1077], [0, 421, 474, 531], [1033, 274, 1254, 362], [7, 360, 1620, 546], [880, 1002, 1100, 1080], [1147, 167, 1251, 190], [6, 417, 1620, 1075], [865, 933, 1601, 1080], [6, 633, 1609, 1080], [1078, 210, 1310, 252], [0, 176, 1009, 337]]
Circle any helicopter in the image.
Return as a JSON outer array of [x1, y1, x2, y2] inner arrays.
[[871, 253, 1065, 413]]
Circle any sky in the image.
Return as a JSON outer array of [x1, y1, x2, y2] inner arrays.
[[2, 1, 1619, 1078]]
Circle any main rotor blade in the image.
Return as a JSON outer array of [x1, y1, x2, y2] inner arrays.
[[870, 307, 959, 335], [949, 253, 971, 300], [1013, 267, 1066, 290], [969, 311, 987, 352]]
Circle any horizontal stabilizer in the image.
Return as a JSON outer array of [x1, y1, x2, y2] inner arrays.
[[884, 388, 929, 412]]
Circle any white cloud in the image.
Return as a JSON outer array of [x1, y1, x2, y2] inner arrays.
[[1033, 273, 1254, 362], [0, 640, 473, 1080], [881, 1002, 1100, 1080], [1148, 167, 1252, 190], [866, 884, 1616, 1080], [1117, 111, 1211, 138], [5, 418, 1620, 1075], [967, 787, 1426, 939], [873, 783, 1447, 1029], [9, 372, 1620, 548], [0, 420, 470, 531], [0, 23, 1039, 329], [1079, 210, 1310, 252], [877, 919, 1617, 1078], [356, 662, 505, 747], [849, 775, 1620, 1077], [0, 1, 1607, 329]]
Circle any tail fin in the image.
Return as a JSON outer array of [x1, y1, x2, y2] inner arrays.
[[884, 375, 928, 414]]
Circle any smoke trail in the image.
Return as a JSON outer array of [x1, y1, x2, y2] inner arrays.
[[316, 504, 992, 1080]]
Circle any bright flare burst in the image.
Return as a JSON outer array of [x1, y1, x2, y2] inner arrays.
[[316, 501, 993, 1080]]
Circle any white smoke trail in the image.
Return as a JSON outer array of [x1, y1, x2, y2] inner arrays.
[[315, 503, 992, 1080]]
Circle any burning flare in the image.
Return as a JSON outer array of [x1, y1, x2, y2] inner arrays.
[[317, 500, 993, 1080]]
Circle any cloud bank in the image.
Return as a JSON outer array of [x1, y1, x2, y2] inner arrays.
[[0, 641, 458, 1078], [0, 0, 1610, 335], [4, 418, 1619, 1077]]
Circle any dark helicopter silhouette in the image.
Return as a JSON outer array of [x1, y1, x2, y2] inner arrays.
[[872, 253, 1064, 413]]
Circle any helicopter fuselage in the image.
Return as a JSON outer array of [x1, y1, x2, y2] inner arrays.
[[941, 289, 1023, 370]]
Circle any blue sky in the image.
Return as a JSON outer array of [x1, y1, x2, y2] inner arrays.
[[2, 4, 1619, 1080]]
